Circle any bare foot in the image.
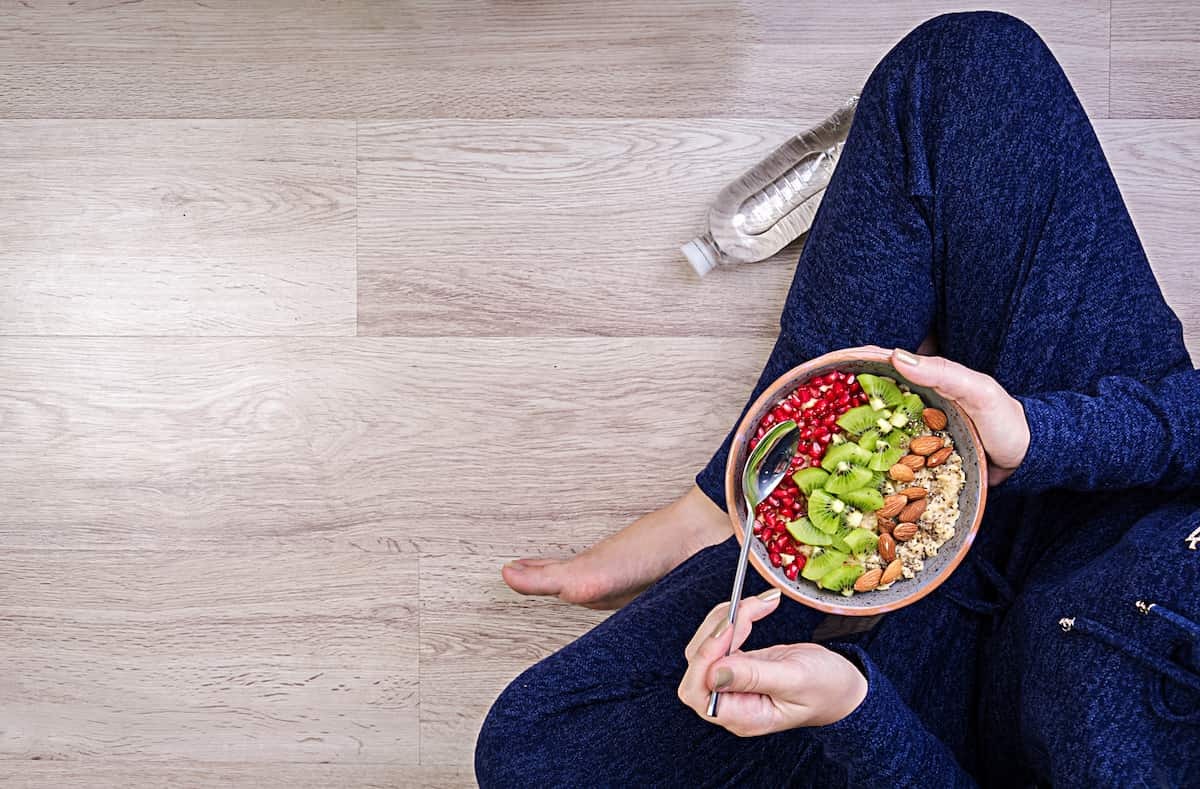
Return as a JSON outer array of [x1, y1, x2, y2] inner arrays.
[[501, 485, 731, 610]]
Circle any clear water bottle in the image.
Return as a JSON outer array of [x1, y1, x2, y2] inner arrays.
[[682, 97, 859, 277]]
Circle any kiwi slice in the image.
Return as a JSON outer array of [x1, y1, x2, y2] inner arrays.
[[842, 528, 879, 556], [857, 374, 904, 410], [894, 393, 925, 428], [830, 528, 853, 554], [839, 488, 884, 512], [792, 467, 830, 495], [819, 564, 865, 593], [868, 445, 905, 472], [786, 517, 834, 547], [825, 464, 875, 495], [821, 442, 872, 471], [807, 489, 845, 533], [884, 429, 910, 450], [836, 405, 879, 435], [801, 549, 848, 582], [857, 429, 880, 452]]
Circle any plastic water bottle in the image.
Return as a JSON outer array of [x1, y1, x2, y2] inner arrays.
[[682, 97, 859, 277]]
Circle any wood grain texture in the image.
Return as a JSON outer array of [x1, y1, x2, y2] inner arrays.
[[357, 119, 802, 336], [0, 550, 418, 763], [419, 550, 609, 769], [0, 337, 771, 551], [0, 764, 472, 788], [1111, 0, 1200, 118], [0, 1, 1109, 119], [0, 121, 356, 336], [1095, 120, 1200, 359]]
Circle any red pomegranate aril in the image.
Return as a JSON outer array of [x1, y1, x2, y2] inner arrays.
[[813, 425, 830, 440], [795, 553, 808, 570], [784, 563, 800, 580], [769, 551, 782, 567], [845, 374, 856, 385]]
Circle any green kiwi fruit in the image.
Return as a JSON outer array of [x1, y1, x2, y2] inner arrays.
[[894, 392, 925, 428], [884, 429, 910, 450], [838, 488, 885, 512], [819, 564, 865, 593], [824, 464, 875, 495], [857, 429, 880, 451], [792, 467, 830, 495], [836, 405, 880, 435], [807, 489, 845, 534], [842, 528, 879, 556], [868, 445, 905, 472], [821, 442, 872, 471], [857, 374, 903, 410], [830, 528, 853, 554], [801, 549, 848, 581], [786, 517, 833, 547]]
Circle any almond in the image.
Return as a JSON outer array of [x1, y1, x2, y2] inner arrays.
[[927, 446, 954, 467], [898, 486, 927, 500], [908, 435, 944, 456], [854, 567, 883, 592], [899, 498, 927, 523], [880, 559, 904, 585], [877, 494, 907, 519], [888, 463, 915, 483], [876, 516, 896, 535], [893, 522, 919, 541], [922, 408, 948, 430], [899, 454, 925, 470], [878, 532, 896, 562]]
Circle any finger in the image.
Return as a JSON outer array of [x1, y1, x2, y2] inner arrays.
[[891, 349, 1002, 414], [501, 560, 564, 596], [678, 591, 781, 710], [684, 589, 781, 662], [707, 650, 801, 698]]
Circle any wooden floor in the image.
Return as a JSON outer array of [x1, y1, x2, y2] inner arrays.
[[1, 2, 1197, 787]]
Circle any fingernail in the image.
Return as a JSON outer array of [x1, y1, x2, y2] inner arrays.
[[714, 667, 734, 691], [757, 588, 781, 602], [894, 348, 920, 366], [710, 620, 730, 639]]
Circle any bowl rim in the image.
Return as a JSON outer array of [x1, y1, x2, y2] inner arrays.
[[724, 347, 989, 616]]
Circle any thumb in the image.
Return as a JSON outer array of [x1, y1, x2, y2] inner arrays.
[[708, 653, 795, 697], [890, 348, 1002, 415], [501, 559, 565, 596]]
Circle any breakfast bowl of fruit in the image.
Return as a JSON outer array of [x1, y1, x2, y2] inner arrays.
[[725, 347, 987, 615]]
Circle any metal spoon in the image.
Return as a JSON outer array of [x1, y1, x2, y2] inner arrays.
[[707, 419, 800, 718]]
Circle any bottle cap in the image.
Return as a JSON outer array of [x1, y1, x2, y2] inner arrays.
[[681, 236, 719, 278]]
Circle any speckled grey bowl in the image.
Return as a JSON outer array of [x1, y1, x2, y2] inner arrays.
[[726, 348, 987, 616]]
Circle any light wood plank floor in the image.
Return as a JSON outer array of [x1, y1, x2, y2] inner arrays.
[[1, 2, 1197, 787]]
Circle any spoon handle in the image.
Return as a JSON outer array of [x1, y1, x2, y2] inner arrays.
[[706, 505, 756, 717]]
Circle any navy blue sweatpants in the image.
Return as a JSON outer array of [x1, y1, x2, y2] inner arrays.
[[476, 12, 1200, 787]]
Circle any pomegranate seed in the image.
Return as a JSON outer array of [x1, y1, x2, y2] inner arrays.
[[784, 563, 800, 580], [795, 553, 808, 570], [813, 425, 830, 440], [799, 426, 813, 440], [769, 551, 782, 567], [845, 374, 856, 386]]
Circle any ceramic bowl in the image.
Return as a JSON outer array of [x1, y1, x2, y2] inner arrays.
[[725, 348, 988, 616]]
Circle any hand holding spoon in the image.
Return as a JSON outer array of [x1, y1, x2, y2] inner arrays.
[[707, 419, 800, 717]]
